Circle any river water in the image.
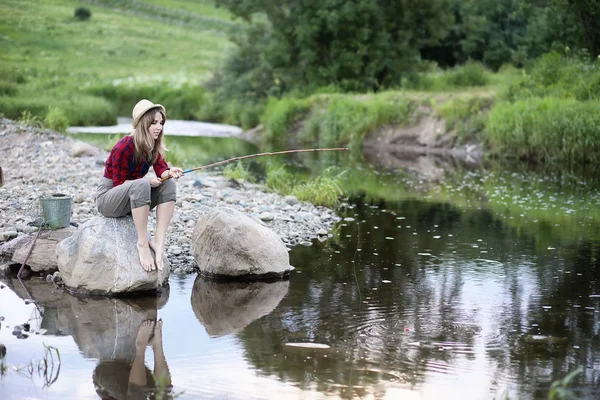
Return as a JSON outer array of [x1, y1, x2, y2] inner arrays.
[[1, 134, 600, 400]]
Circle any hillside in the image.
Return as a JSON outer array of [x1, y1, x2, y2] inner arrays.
[[0, 0, 235, 124]]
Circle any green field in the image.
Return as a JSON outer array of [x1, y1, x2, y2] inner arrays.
[[0, 0, 235, 125]]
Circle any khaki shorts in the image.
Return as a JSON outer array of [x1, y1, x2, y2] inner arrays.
[[95, 177, 177, 218]]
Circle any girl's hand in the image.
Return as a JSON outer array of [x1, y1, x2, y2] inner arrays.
[[149, 177, 162, 187], [170, 167, 184, 179]]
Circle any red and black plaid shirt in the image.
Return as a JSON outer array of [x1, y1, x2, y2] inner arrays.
[[103, 136, 169, 187]]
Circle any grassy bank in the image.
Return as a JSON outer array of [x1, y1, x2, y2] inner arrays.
[[257, 64, 502, 152], [0, 0, 233, 128], [485, 52, 600, 164]]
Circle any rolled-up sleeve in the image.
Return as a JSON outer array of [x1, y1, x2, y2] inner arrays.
[[154, 153, 169, 178]]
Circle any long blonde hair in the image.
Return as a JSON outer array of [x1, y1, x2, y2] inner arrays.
[[131, 108, 167, 164]]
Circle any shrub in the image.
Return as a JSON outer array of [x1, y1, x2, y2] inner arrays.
[[401, 62, 492, 91], [502, 51, 600, 102], [87, 82, 205, 121], [222, 163, 254, 182], [19, 110, 42, 128], [486, 97, 600, 164], [74, 7, 92, 21], [44, 106, 69, 132], [437, 95, 493, 142], [299, 95, 414, 149], [263, 97, 311, 142], [0, 82, 18, 96]]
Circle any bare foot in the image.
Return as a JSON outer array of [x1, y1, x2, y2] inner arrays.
[[149, 239, 165, 271], [149, 319, 163, 349], [135, 320, 155, 350], [137, 242, 155, 271]]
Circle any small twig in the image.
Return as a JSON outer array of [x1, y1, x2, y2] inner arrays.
[[160, 147, 349, 181], [17, 224, 44, 279]]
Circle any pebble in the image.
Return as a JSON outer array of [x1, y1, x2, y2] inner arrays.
[[0, 118, 341, 274]]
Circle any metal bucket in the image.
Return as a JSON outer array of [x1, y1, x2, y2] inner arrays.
[[40, 193, 72, 229]]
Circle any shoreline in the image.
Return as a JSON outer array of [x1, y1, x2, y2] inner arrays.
[[0, 118, 341, 274]]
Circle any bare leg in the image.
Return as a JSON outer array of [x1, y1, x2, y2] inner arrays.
[[131, 205, 155, 271], [150, 319, 171, 386], [129, 320, 155, 387], [152, 201, 174, 271]]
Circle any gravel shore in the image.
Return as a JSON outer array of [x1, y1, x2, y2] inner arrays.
[[0, 118, 340, 274]]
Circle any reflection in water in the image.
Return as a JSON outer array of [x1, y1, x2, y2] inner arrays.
[[191, 276, 289, 337], [94, 319, 172, 400], [3, 279, 174, 399], [236, 197, 600, 399], [5, 157, 600, 399]]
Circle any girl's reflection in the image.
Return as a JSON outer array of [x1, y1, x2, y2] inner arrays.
[[93, 319, 172, 400]]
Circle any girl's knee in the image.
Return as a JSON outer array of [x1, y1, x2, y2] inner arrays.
[[163, 178, 176, 191], [131, 179, 151, 191], [129, 179, 151, 207]]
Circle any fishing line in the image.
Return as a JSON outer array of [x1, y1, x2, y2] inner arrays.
[[346, 200, 362, 396], [160, 147, 349, 181]]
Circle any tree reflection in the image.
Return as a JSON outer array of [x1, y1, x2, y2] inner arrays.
[[236, 198, 600, 399]]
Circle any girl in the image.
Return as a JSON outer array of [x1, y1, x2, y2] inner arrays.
[[96, 99, 184, 272]]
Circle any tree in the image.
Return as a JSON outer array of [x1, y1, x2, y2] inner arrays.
[[215, 0, 453, 92]]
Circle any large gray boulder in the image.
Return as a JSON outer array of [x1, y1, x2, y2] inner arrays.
[[192, 207, 293, 278], [56, 216, 169, 295], [191, 276, 289, 336], [10, 227, 76, 272]]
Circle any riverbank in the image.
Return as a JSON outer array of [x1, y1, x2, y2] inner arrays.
[[0, 118, 341, 274]]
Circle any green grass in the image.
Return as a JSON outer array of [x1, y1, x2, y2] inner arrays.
[[436, 94, 493, 142], [263, 162, 345, 207], [222, 162, 254, 181], [486, 97, 600, 164], [261, 93, 416, 150], [0, 0, 234, 126]]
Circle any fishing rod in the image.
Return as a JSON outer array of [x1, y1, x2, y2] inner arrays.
[[159, 147, 349, 181]]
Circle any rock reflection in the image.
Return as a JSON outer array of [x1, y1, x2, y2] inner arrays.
[[191, 275, 289, 336], [7, 277, 173, 399]]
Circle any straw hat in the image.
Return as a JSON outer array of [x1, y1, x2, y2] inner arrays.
[[132, 99, 166, 128]]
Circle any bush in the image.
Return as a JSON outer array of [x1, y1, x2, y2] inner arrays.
[[87, 82, 205, 121], [0, 95, 116, 127], [502, 51, 600, 102], [486, 97, 600, 164], [263, 98, 311, 142], [298, 95, 414, 149], [0, 82, 18, 96], [437, 95, 493, 142], [44, 106, 69, 132], [402, 62, 492, 91], [222, 163, 254, 182], [74, 7, 92, 21]]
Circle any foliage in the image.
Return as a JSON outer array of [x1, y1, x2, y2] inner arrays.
[[74, 7, 91, 21], [222, 162, 254, 181], [264, 163, 345, 207], [44, 106, 69, 132], [421, 0, 556, 70], [0, 0, 231, 126], [486, 97, 600, 164], [260, 93, 415, 150], [502, 51, 600, 102], [263, 97, 311, 142], [548, 366, 583, 400], [214, 0, 454, 95], [437, 94, 493, 142], [0, 343, 62, 388], [18, 110, 42, 128], [291, 167, 345, 207], [86, 82, 207, 121], [549, 0, 600, 58], [402, 62, 493, 91]]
